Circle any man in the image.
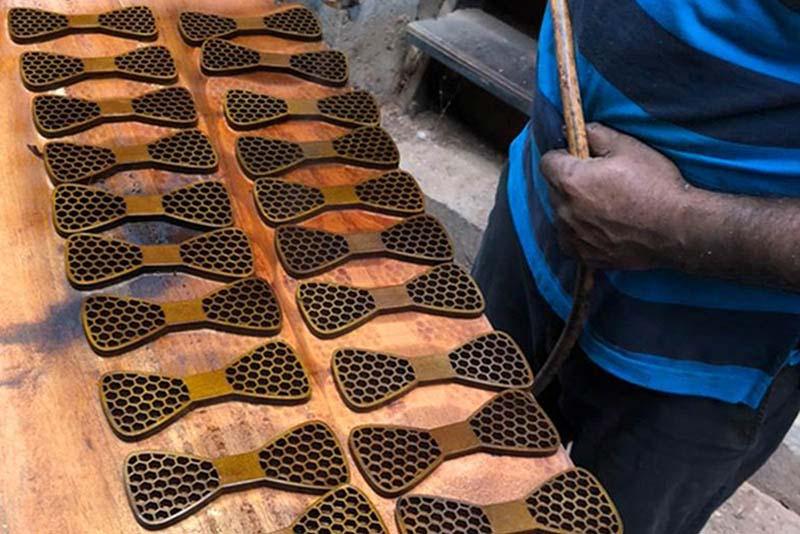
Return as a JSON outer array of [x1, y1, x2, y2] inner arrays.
[[472, 1, 800, 533]]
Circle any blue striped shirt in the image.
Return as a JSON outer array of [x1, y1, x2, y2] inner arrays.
[[508, 0, 800, 407]]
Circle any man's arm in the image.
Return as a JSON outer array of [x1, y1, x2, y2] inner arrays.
[[539, 123, 800, 291]]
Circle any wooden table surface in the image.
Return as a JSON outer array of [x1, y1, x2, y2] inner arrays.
[[0, 1, 571, 532]]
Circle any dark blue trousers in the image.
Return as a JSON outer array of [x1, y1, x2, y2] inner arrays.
[[472, 168, 800, 534]]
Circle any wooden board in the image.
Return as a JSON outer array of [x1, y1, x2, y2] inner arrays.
[[0, 1, 571, 532]]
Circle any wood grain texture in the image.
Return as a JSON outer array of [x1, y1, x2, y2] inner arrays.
[[532, 0, 593, 396], [0, 1, 571, 532]]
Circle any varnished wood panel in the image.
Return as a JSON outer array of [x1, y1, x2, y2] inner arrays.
[[0, 1, 571, 532]]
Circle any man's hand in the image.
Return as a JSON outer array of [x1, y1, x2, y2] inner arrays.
[[540, 123, 800, 291], [540, 123, 693, 270]]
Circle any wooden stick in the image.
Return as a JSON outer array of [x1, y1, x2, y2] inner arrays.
[[533, 0, 595, 396]]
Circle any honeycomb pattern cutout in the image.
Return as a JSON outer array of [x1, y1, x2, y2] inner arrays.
[[97, 6, 157, 38], [113, 46, 177, 80], [395, 468, 623, 534], [254, 179, 326, 225], [288, 50, 349, 86], [224, 89, 289, 128], [525, 468, 623, 534], [20, 45, 176, 91], [332, 331, 533, 410], [235, 136, 304, 177], [254, 171, 423, 226], [351, 391, 559, 496], [297, 264, 483, 338], [355, 170, 425, 213], [261, 6, 322, 40], [178, 12, 236, 46], [179, 6, 320, 46], [276, 225, 350, 278], [82, 295, 167, 355], [52, 181, 231, 236], [9, 6, 156, 43], [331, 127, 399, 166], [130, 87, 198, 124], [65, 228, 252, 288], [8, 8, 68, 43], [101, 373, 191, 439], [44, 141, 117, 184], [178, 228, 254, 280], [146, 129, 218, 170], [33, 87, 196, 138], [317, 91, 380, 127], [100, 340, 309, 439], [448, 331, 533, 389], [237, 126, 397, 178], [82, 278, 281, 355], [224, 89, 379, 129], [296, 282, 377, 338], [20, 50, 84, 91], [349, 426, 442, 497], [380, 214, 453, 261], [258, 421, 350, 491], [52, 184, 127, 235], [396, 495, 492, 534], [287, 485, 388, 533], [161, 180, 233, 229], [125, 452, 220, 528], [201, 278, 282, 333], [200, 39, 347, 86], [66, 233, 144, 288], [405, 263, 485, 314], [276, 214, 452, 278], [33, 95, 101, 137], [125, 421, 349, 528], [224, 340, 310, 399], [44, 129, 217, 184], [332, 348, 417, 410], [200, 38, 261, 72], [468, 390, 560, 453]]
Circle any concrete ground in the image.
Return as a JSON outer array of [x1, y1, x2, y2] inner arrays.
[[382, 103, 800, 533]]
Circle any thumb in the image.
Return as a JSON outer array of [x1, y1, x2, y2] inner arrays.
[[586, 122, 622, 158], [539, 148, 577, 192]]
